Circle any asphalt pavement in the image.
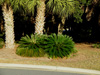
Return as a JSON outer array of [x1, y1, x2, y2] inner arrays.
[[0, 68, 87, 75]]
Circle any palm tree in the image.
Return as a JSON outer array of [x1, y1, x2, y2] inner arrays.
[[20, 0, 45, 35], [35, 0, 45, 34], [26, 0, 75, 34], [0, 0, 25, 49], [0, 0, 15, 49], [47, 0, 75, 18], [21, 0, 76, 35], [47, 0, 76, 34]]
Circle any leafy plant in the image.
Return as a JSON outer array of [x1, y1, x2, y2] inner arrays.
[[40, 34, 76, 58], [92, 43, 100, 48], [16, 34, 45, 57], [0, 34, 4, 48]]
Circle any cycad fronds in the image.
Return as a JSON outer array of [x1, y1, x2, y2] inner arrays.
[[19, 34, 40, 46], [16, 34, 45, 57], [0, 34, 4, 48], [40, 34, 75, 58]]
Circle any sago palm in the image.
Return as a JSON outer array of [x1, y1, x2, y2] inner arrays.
[[16, 34, 45, 57]]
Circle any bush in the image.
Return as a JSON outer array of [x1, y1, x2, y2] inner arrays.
[[0, 38, 4, 48], [16, 34, 45, 57], [0, 34, 4, 49], [16, 34, 76, 58], [92, 43, 100, 48], [40, 34, 76, 58]]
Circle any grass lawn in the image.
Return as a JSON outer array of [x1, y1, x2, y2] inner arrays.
[[0, 43, 100, 71]]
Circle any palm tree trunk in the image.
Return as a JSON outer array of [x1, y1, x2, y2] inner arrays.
[[58, 17, 65, 34], [35, 0, 45, 34], [2, 3, 15, 49]]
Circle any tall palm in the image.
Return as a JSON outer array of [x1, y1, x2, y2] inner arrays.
[[20, 0, 45, 35], [22, 0, 76, 34], [0, 0, 24, 49], [35, 0, 45, 34], [35, 0, 76, 34], [0, 0, 15, 49], [47, 0, 75, 18]]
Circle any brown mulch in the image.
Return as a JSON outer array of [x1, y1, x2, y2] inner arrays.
[[0, 45, 50, 60], [0, 43, 99, 61]]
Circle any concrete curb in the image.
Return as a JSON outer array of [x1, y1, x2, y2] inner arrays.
[[0, 63, 100, 75]]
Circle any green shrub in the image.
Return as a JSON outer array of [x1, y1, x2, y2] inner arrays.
[[0, 38, 4, 48], [16, 34, 76, 58], [92, 43, 100, 48], [16, 34, 45, 57], [0, 34, 4, 49], [40, 34, 76, 58]]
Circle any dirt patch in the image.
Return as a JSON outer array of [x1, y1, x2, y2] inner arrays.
[[0, 43, 100, 70]]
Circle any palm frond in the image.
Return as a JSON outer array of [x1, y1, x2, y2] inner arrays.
[[16, 34, 45, 57], [47, 0, 75, 18], [39, 34, 76, 58]]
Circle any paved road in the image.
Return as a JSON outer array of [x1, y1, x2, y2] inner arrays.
[[0, 68, 87, 75]]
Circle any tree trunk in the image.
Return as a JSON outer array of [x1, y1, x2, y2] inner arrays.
[[35, 0, 45, 34], [86, 0, 99, 21], [58, 17, 65, 34], [2, 3, 15, 49]]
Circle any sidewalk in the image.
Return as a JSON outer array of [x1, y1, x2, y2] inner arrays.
[[0, 63, 100, 75]]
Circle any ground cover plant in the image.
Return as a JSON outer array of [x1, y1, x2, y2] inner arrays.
[[0, 38, 4, 48], [16, 34, 76, 58], [92, 43, 100, 48], [0, 34, 4, 48], [39, 34, 76, 58], [16, 34, 45, 57]]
